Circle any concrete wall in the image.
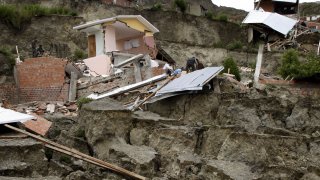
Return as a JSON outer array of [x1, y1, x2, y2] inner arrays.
[[105, 25, 117, 52], [95, 30, 105, 56]]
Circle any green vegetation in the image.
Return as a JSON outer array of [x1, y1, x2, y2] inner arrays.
[[0, 4, 77, 31], [278, 49, 320, 79], [217, 13, 228, 22], [222, 57, 241, 81], [59, 155, 72, 164], [226, 40, 243, 50], [76, 97, 93, 108], [75, 128, 86, 138], [0, 46, 15, 70], [151, 2, 162, 11], [174, 0, 187, 13], [212, 41, 225, 48], [72, 49, 87, 61], [204, 11, 213, 19]]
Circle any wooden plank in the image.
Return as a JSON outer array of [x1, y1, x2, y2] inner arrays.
[[4, 124, 146, 180], [132, 76, 175, 111]]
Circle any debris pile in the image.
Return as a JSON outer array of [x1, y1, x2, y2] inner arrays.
[[11, 101, 78, 117]]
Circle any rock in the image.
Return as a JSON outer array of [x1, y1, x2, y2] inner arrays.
[[200, 160, 260, 180], [130, 128, 148, 146], [64, 170, 92, 180], [109, 142, 158, 177], [38, 102, 47, 110], [216, 133, 309, 169], [300, 173, 320, 180], [67, 104, 78, 112], [46, 104, 55, 113]]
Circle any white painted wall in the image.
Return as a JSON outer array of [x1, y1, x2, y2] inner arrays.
[[95, 30, 104, 56]]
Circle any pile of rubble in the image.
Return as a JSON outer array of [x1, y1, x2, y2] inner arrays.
[[10, 101, 78, 117]]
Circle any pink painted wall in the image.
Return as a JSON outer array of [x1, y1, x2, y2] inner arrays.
[[83, 54, 112, 76], [116, 35, 148, 54], [105, 25, 117, 53]]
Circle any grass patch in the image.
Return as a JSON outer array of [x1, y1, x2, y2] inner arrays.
[[227, 40, 243, 51], [151, 2, 162, 11], [0, 4, 77, 31], [59, 155, 72, 164], [76, 97, 93, 108]]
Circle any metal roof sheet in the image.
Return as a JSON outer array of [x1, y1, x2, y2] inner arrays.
[[0, 107, 35, 125], [272, 0, 298, 3], [242, 10, 297, 35], [156, 67, 224, 96]]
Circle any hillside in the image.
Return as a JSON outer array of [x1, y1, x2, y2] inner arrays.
[[300, 2, 320, 17]]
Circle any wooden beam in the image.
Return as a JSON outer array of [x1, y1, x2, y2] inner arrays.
[[4, 124, 146, 180], [131, 76, 175, 111]]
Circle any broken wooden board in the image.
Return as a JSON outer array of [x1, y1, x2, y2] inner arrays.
[[23, 113, 52, 136]]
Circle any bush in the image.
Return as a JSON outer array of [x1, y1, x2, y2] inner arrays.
[[278, 49, 320, 79], [73, 49, 87, 61], [217, 14, 228, 22], [0, 46, 15, 70], [59, 155, 72, 164], [226, 40, 243, 50], [76, 97, 93, 108], [204, 11, 213, 19], [222, 57, 241, 81], [278, 49, 301, 79], [0, 4, 77, 31], [151, 2, 162, 11], [174, 0, 187, 13]]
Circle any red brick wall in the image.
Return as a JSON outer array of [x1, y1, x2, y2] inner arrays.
[[16, 57, 66, 88], [19, 84, 69, 103], [0, 83, 18, 104], [15, 57, 68, 102]]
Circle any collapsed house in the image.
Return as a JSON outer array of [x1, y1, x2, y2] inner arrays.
[[73, 15, 177, 97], [254, 0, 299, 16]]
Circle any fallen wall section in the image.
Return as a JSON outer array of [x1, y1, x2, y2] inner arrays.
[[15, 57, 68, 102]]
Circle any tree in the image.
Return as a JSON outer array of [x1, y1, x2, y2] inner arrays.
[[223, 57, 241, 81], [278, 49, 300, 79]]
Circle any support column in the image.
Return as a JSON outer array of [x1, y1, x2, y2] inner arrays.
[[133, 61, 142, 83], [254, 43, 264, 86], [68, 72, 77, 102]]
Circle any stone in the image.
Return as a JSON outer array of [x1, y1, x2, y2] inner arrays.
[[200, 160, 260, 180], [46, 104, 55, 113]]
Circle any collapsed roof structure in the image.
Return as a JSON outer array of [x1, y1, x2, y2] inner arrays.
[[242, 10, 297, 36], [254, 0, 299, 15]]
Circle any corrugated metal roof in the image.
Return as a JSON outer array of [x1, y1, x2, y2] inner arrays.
[[242, 10, 297, 35], [156, 67, 224, 96], [0, 107, 35, 125]]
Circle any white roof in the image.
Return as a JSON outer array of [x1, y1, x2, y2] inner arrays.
[[0, 107, 35, 125], [272, 0, 298, 3], [87, 74, 167, 100], [242, 10, 297, 35], [73, 15, 159, 33], [156, 67, 224, 96]]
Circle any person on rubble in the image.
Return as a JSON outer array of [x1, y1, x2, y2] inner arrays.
[[186, 57, 204, 73], [163, 62, 174, 76]]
